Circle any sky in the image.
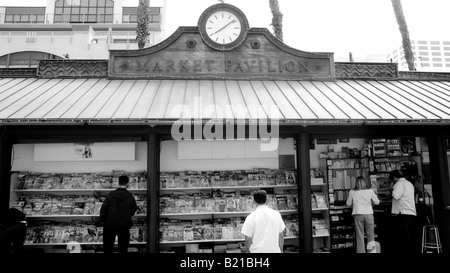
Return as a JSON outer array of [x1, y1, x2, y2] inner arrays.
[[2, 0, 450, 61]]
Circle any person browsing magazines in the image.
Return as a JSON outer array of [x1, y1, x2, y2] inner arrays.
[[389, 170, 418, 253], [241, 190, 285, 253], [346, 176, 380, 253], [100, 175, 137, 253]]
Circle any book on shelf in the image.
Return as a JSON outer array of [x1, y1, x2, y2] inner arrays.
[[214, 245, 228, 253], [313, 192, 327, 209], [225, 248, 242, 253], [185, 243, 199, 253]]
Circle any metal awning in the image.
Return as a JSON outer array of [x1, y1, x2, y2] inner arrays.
[[0, 77, 450, 125]]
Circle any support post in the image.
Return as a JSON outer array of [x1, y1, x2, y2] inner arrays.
[[147, 133, 160, 253], [428, 134, 450, 253], [297, 133, 312, 253], [0, 132, 13, 219]]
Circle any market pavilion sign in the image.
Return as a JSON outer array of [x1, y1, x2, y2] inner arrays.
[[109, 27, 335, 80]]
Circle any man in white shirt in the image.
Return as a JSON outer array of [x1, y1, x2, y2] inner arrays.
[[389, 170, 418, 253], [241, 190, 285, 253]]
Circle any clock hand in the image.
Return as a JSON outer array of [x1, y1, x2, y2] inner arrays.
[[213, 19, 237, 35]]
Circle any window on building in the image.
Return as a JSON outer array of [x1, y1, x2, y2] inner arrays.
[[431, 46, 441, 51], [444, 47, 450, 51], [419, 52, 429, 56], [444, 41, 450, 45], [4, 7, 46, 23], [445, 58, 450, 62], [445, 53, 450, 56], [122, 7, 161, 23], [430, 41, 440, 45], [422, 63, 430, 67], [418, 46, 428, 50], [419, 57, 430, 62], [53, 0, 114, 23], [0, 51, 63, 68], [113, 39, 137, 44], [433, 63, 442, 67], [432, 58, 442, 62], [432, 52, 441, 56], [418, 41, 427, 45], [446, 64, 450, 67], [0, 55, 7, 68]]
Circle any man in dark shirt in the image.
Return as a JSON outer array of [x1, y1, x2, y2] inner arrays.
[[100, 175, 137, 253]]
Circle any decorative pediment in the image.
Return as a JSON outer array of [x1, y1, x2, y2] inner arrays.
[[109, 26, 335, 80]]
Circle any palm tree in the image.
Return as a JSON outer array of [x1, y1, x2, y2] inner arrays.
[[136, 0, 150, 49], [391, 0, 415, 71], [269, 0, 283, 41]]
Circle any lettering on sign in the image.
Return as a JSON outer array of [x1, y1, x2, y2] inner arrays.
[[117, 58, 321, 74], [109, 27, 334, 80]]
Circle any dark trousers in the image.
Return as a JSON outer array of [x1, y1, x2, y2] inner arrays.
[[393, 214, 418, 253], [103, 226, 130, 254]]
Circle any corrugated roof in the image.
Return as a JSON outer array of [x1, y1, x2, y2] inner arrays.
[[1, 77, 450, 125]]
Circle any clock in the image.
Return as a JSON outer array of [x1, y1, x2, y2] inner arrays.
[[198, 3, 249, 51]]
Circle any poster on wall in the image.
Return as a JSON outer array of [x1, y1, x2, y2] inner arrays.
[[34, 142, 136, 161], [316, 139, 338, 145], [400, 137, 416, 155], [73, 143, 94, 159]]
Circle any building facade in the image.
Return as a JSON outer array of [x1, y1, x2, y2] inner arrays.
[[0, 0, 166, 67], [1, 3, 450, 256], [387, 39, 450, 72]]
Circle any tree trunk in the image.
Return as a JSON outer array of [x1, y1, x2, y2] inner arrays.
[[269, 0, 283, 41], [391, 0, 415, 71], [137, 0, 150, 49]]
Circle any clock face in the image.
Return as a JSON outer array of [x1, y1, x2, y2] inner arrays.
[[198, 4, 249, 51], [205, 11, 242, 45]]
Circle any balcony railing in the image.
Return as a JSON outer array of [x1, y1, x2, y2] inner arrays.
[[0, 12, 161, 24]]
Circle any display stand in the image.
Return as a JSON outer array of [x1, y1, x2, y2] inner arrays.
[[319, 157, 369, 253], [158, 169, 299, 253], [10, 171, 148, 253]]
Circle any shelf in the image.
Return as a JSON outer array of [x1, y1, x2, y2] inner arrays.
[[313, 234, 329, 238], [160, 236, 299, 245], [331, 247, 355, 251], [13, 189, 147, 194], [330, 209, 353, 214], [331, 237, 355, 241], [24, 241, 147, 246], [313, 249, 331, 253], [325, 157, 370, 160], [25, 214, 147, 219], [160, 210, 298, 217], [160, 185, 297, 191], [330, 205, 352, 210], [373, 155, 416, 159], [311, 208, 329, 212], [328, 167, 369, 170]]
